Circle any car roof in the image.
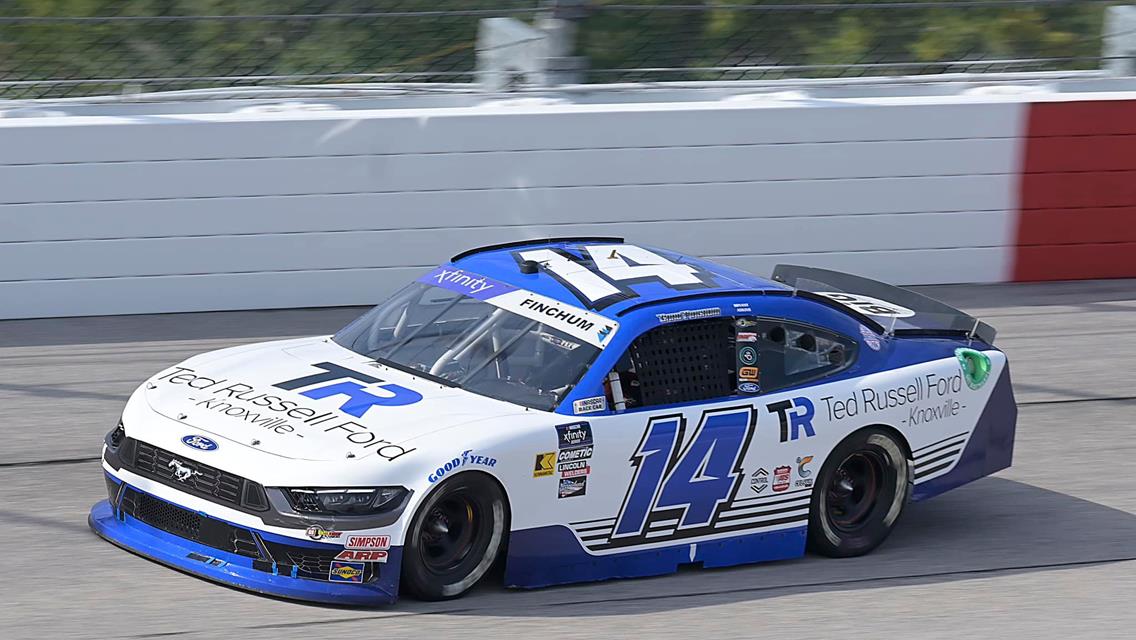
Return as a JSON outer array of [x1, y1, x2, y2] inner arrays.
[[449, 237, 791, 319]]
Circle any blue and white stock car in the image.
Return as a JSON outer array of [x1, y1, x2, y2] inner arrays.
[[90, 237, 1017, 604]]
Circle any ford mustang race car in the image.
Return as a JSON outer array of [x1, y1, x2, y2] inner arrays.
[[90, 237, 1016, 604]]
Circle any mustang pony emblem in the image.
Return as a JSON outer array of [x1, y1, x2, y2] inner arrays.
[[167, 459, 201, 483]]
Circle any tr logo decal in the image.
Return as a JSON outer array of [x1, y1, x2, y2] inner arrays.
[[765, 397, 816, 442], [274, 362, 422, 417]]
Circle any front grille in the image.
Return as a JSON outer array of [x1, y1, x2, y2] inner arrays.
[[115, 485, 379, 584], [262, 540, 378, 583], [119, 486, 260, 558], [121, 438, 268, 512]]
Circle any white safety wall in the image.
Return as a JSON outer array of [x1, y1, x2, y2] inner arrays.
[[0, 96, 1024, 319]]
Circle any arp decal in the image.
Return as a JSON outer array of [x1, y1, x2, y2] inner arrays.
[[515, 244, 715, 310], [765, 398, 816, 442], [335, 550, 388, 563], [274, 362, 422, 417]]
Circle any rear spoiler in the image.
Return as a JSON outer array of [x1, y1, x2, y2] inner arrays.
[[772, 265, 997, 345]]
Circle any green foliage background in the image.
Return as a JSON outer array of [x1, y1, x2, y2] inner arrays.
[[0, 1, 1115, 97]]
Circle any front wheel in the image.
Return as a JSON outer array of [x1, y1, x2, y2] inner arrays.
[[401, 472, 507, 600], [808, 429, 912, 557]]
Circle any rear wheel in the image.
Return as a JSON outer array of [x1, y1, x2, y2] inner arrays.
[[808, 429, 911, 557], [401, 473, 507, 600]]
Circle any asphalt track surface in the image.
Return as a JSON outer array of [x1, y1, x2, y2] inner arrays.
[[2, 280, 1135, 639]]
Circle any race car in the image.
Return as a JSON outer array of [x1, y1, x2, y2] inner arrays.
[[90, 237, 1016, 605]]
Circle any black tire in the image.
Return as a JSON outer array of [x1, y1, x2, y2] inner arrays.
[[808, 428, 912, 557], [401, 472, 508, 600]]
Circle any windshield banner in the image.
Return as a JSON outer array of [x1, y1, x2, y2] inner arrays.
[[417, 266, 517, 301], [419, 266, 618, 348]]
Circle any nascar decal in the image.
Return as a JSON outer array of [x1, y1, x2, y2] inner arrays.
[[571, 405, 808, 552]]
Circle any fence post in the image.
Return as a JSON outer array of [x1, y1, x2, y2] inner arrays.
[[1103, 5, 1136, 76], [536, 0, 590, 85], [476, 1, 590, 91]]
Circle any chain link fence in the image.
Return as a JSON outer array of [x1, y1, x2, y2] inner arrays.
[[0, 0, 1127, 99]]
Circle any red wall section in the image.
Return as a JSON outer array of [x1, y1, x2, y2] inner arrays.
[[1013, 101, 1136, 281]]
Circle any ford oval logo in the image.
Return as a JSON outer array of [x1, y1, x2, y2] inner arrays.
[[181, 435, 217, 451]]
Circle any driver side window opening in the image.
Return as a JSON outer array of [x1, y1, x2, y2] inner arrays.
[[605, 315, 856, 411]]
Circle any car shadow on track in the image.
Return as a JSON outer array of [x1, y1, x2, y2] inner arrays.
[[392, 476, 1136, 617]]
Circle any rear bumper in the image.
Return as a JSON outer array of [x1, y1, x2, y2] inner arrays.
[[89, 485, 401, 605]]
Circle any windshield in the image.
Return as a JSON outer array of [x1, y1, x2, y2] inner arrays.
[[333, 282, 601, 411]]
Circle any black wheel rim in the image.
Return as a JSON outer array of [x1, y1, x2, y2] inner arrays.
[[419, 494, 479, 574], [826, 450, 887, 532]]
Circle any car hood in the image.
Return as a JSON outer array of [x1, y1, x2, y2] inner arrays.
[[141, 336, 528, 462]]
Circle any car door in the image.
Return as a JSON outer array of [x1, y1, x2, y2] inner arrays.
[[562, 310, 859, 558]]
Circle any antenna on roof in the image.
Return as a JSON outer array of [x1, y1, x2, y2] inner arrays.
[[519, 259, 541, 274], [966, 317, 981, 345]]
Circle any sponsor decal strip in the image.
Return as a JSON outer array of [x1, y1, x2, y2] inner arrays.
[[419, 266, 618, 348]]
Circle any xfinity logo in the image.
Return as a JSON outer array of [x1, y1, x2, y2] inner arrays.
[[432, 268, 495, 296], [167, 459, 201, 483], [274, 362, 422, 418], [766, 397, 816, 442]]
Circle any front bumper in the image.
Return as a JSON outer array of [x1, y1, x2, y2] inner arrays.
[[89, 479, 401, 605]]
